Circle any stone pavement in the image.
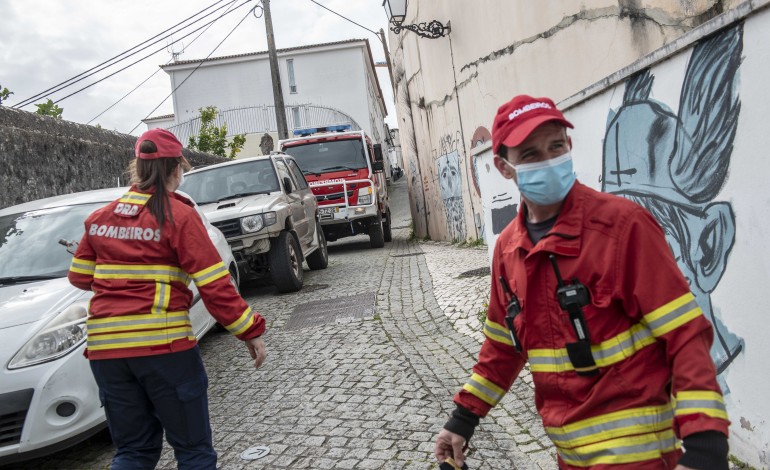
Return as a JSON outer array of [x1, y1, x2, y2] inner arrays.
[[8, 177, 555, 470]]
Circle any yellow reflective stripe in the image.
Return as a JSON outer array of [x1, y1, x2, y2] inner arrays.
[[70, 257, 96, 275], [483, 318, 514, 346], [643, 293, 702, 337], [529, 323, 656, 373], [87, 326, 194, 351], [558, 429, 679, 467], [191, 262, 228, 287], [152, 282, 171, 315], [94, 264, 189, 283], [225, 307, 255, 336], [87, 312, 190, 330], [547, 404, 674, 448], [118, 191, 151, 204], [462, 373, 505, 406], [674, 391, 728, 420]]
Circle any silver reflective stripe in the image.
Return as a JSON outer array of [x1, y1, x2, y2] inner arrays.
[[227, 311, 254, 334], [528, 354, 571, 368], [71, 260, 95, 271], [558, 433, 678, 464], [87, 329, 191, 346], [645, 298, 699, 333], [676, 398, 726, 412], [87, 314, 190, 331], [193, 264, 228, 285], [484, 321, 513, 344], [548, 407, 674, 444], [96, 267, 187, 279], [467, 376, 504, 404], [153, 282, 168, 315]]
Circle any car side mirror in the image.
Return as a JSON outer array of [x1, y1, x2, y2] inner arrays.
[[372, 144, 385, 172], [283, 176, 293, 193]]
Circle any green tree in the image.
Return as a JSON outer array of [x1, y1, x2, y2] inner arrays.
[[0, 84, 12, 105], [34, 99, 63, 118], [187, 106, 245, 159]]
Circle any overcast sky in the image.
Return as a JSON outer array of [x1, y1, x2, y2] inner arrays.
[[1, 0, 396, 136]]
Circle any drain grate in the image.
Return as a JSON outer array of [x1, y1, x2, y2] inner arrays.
[[392, 225, 410, 230], [458, 266, 491, 278], [390, 253, 423, 258], [284, 292, 376, 331]]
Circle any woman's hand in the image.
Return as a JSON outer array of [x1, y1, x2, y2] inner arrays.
[[246, 337, 266, 369]]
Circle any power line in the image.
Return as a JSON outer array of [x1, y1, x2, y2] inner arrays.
[[128, 7, 254, 135], [46, 1, 252, 107], [307, 0, 379, 37], [87, 0, 243, 125], [12, 0, 238, 109]]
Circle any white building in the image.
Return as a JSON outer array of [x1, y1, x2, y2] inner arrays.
[[144, 38, 390, 158]]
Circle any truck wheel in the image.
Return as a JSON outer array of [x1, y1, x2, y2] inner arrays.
[[369, 212, 385, 248], [383, 208, 392, 242], [306, 220, 329, 270], [269, 231, 304, 293]]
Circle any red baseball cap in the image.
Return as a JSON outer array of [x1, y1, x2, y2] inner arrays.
[[491, 95, 573, 156], [135, 128, 184, 160]]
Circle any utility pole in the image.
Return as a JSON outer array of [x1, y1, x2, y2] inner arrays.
[[378, 28, 395, 96], [263, 0, 288, 140]]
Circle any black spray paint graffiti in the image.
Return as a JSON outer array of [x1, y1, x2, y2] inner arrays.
[[437, 150, 466, 241], [602, 23, 744, 381]]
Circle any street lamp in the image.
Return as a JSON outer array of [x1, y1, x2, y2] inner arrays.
[[382, 0, 450, 39]]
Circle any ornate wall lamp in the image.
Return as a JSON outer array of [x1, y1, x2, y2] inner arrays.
[[382, 0, 450, 39]]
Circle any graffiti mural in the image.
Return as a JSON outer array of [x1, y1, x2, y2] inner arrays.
[[601, 24, 745, 382], [437, 150, 466, 241]]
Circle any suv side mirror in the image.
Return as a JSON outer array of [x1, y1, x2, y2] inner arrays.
[[372, 144, 384, 172], [283, 176, 293, 193]]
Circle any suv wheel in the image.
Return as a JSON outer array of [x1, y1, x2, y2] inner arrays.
[[306, 220, 329, 270], [383, 208, 392, 242], [269, 231, 304, 293], [369, 212, 385, 249]]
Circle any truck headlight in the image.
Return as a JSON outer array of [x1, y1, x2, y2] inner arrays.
[[9, 301, 88, 369], [241, 214, 265, 233], [357, 187, 373, 205]]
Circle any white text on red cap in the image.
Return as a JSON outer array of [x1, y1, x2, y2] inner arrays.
[[508, 102, 552, 121]]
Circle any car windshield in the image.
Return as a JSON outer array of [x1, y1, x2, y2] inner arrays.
[[284, 139, 367, 175], [0, 203, 103, 280], [180, 159, 280, 205]]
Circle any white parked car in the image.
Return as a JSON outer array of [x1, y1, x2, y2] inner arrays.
[[0, 187, 237, 464]]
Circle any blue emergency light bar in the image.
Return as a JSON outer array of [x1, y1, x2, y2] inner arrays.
[[293, 124, 352, 137]]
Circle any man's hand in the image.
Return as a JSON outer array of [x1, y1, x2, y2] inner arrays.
[[435, 429, 467, 467], [245, 337, 266, 369]]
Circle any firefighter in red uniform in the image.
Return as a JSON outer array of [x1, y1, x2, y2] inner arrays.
[[434, 95, 729, 469], [68, 128, 266, 470]]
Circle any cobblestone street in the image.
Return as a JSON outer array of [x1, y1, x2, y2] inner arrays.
[[7, 178, 557, 470]]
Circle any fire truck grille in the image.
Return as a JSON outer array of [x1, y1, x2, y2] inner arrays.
[[284, 292, 376, 331], [211, 219, 242, 238], [316, 190, 354, 202]]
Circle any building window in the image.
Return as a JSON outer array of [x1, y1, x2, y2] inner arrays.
[[287, 59, 297, 93]]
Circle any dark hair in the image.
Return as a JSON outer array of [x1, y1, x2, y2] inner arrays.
[[131, 140, 183, 231]]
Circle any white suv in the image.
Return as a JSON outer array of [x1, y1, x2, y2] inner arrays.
[[180, 153, 328, 293]]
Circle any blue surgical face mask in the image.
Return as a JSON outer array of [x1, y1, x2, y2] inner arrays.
[[502, 152, 576, 205]]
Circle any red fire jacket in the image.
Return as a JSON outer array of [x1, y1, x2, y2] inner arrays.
[[455, 181, 728, 468], [68, 186, 265, 360]]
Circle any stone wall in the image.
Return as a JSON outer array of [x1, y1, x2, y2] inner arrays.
[[0, 106, 226, 209]]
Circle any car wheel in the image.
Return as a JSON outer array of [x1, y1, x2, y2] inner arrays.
[[383, 208, 392, 242], [369, 212, 385, 249], [306, 220, 329, 270], [269, 231, 304, 293]]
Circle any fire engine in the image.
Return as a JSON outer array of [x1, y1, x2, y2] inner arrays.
[[279, 125, 391, 248]]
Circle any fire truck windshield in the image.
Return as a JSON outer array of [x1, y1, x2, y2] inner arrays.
[[285, 139, 367, 174]]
